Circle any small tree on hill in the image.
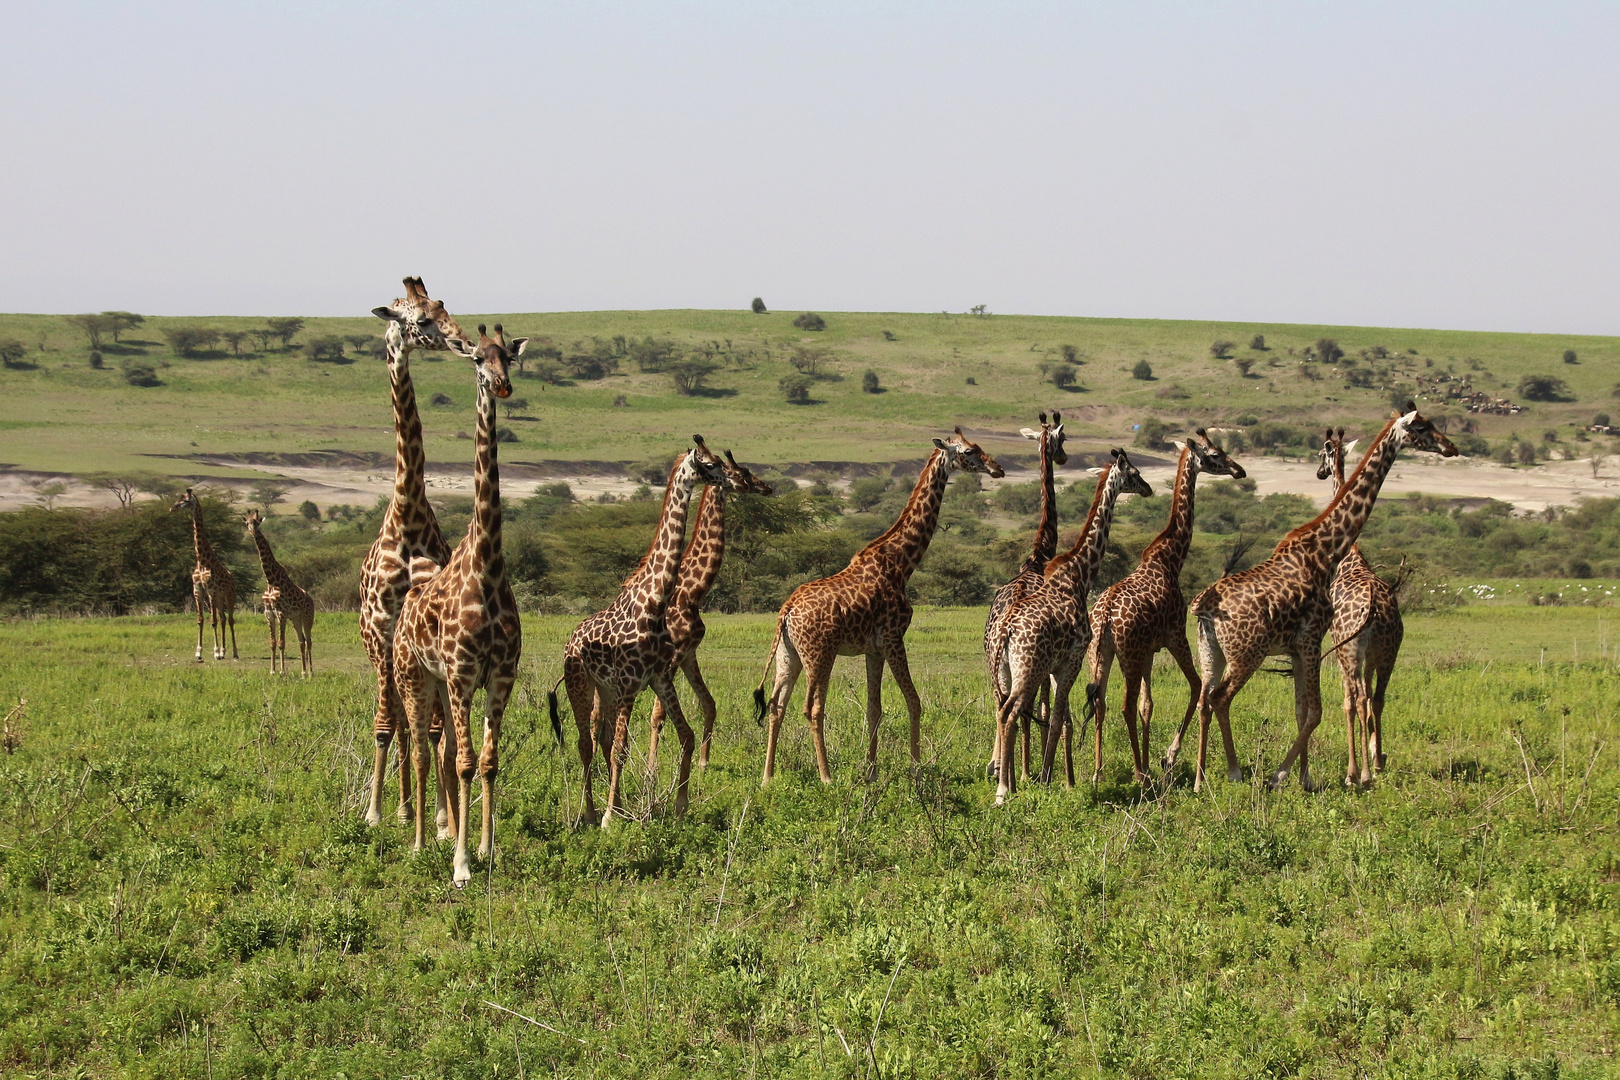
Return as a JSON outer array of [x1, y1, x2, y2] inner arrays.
[[65, 314, 115, 350], [1060, 344, 1080, 364], [0, 340, 29, 369], [267, 318, 305, 350], [90, 474, 140, 508], [102, 312, 145, 342], [501, 396, 532, 419], [1249, 334, 1267, 351], [1233, 356, 1256, 377], [1131, 359, 1154, 380], [1134, 417, 1175, 450], [780, 374, 814, 404], [1564, 349, 1579, 364], [669, 359, 720, 396], [1315, 338, 1344, 364], [299, 500, 321, 521], [1518, 374, 1574, 402], [792, 312, 826, 331], [862, 370, 881, 393], [221, 331, 249, 357], [1049, 363, 1078, 389], [306, 335, 346, 363], [249, 480, 291, 513], [1210, 339, 1236, 359], [751, 297, 767, 314], [789, 344, 831, 376]]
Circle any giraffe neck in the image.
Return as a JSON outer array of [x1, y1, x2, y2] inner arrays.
[[464, 369, 503, 580], [1284, 414, 1404, 569], [1046, 465, 1124, 598], [249, 527, 291, 587], [626, 454, 702, 615], [1140, 447, 1199, 574], [854, 448, 952, 581], [385, 332, 430, 513], [1329, 440, 1363, 560], [1027, 429, 1060, 568], [190, 503, 217, 566], [674, 484, 727, 607]]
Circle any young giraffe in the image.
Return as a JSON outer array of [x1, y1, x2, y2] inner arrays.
[[990, 450, 1153, 803], [646, 451, 775, 771], [1162, 405, 1455, 792], [755, 429, 1005, 786], [1086, 431, 1245, 783], [394, 324, 527, 887], [548, 437, 730, 827], [244, 510, 314, 676], [983, 412, 1068, 782], [169, 488, 238, 662], [360, 277, 467, 828], [1317, 427, 1404, 786]]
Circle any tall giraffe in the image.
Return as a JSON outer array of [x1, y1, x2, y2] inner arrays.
[[1163, 405, 1455, 792], [755, 429, 1005, 786], [647, 450, 775, 771], [169, 488, 238, 662], [548, 437, 730, 826], [1086, 431, 1244, 783], [394, 324, 527, 887], [360, 276, 467, 828], [244, 510, 314, 676], [1317, 427, 1404, 786], [983, 412, 1067, 781], [989, 450, 1152, 803]]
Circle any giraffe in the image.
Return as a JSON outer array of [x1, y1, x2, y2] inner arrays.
[[244, 510, 314, 676], [647, 450, 775, 771], [989, 450, 1153, 803], [1316, 427, 1404, 786], [983, 412, 1067, 782], [169, 488, 238, 662], [1161, 405, 1455, 792], [1085, 431, 1245, 783], [755, 429, 1005, 786], [547, 437, 730, 827], [393, 324, 527, 887], [360, 276, 468, 828]]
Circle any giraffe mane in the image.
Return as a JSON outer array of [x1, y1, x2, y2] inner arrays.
[[1044, 463, 1112, 578], [1278, 412, 1402, 547]]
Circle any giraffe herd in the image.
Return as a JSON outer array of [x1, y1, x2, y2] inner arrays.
[[168, 276, 1461, 885]]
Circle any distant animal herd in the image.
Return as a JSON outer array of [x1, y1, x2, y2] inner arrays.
[[168, 278, 1459, 887]]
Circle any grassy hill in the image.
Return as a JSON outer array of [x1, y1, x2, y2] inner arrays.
[[0, 308, 1614, 481]]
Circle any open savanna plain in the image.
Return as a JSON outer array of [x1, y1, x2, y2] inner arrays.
[[3, 599, 1619, 1078], [1, 308, 1616, 491]]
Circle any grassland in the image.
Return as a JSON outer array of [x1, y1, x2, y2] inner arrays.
[[3, 600, 1618, 1077], [0, 308, 1615, 483]]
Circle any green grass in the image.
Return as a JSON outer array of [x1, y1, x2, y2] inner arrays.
[[3, 603, 1619, 1076], [1, 309, 1615, 480]]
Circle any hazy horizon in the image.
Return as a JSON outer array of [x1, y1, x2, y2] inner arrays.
[[2, 2, 1616, 335]]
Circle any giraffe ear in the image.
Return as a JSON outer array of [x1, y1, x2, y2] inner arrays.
[[1172, 440, 1187, 453], [1086, 467, 1104, 477], [1344, 439, 1359, 455], [373, 307, 402, 322], [932, 438, 946, 450], [1019, 427, 1041, 440], [508, 338, 529, 356]]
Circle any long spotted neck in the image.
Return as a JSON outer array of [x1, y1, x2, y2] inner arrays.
[[1141, 447, 1199, 574], [384, 326, 432, 516], [1284, 415, 1403, 569], [464, 368, 504, 582], [855, 448, 951, 579], [1024, 428, 1060, 570], [249, 525, 293, 588], [625, 453, 703, 616], [190, 503, 217, 567], [673, 485, 727, 609], [1046, 465, 1125, 599], [1328, 440, 1370, 570]]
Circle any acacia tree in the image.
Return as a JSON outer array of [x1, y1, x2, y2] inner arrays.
[[101, 312, 145, 342], [0, 340, 29, 369], [267, 318, 305, 350], [221, 331, 249, 357], [670, 359, 721, 396], [65, 314, 115, 349]]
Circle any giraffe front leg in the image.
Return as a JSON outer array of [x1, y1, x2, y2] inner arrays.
[[444, 680, 477, 886], [649, 670, 696, 816], [194, 586, 206, 662], [1340, 663, 1360, 789], [761, 645, 802, 787], [863, 653, 885, 784], [364, 646, 397, 827], [564, 658, 599, 826], [394, 653, 434, 853], [685, 654, 718, 770], [436, 683, 457, 842], [1272, 649, 1323, 791], [265, 609, 278, 673], [884, 639, 924, 768], [478, 672, 515, 864], [1163, 632, 1202, 778], [227, 606, 239, 660], [603, 696, 635, 828]]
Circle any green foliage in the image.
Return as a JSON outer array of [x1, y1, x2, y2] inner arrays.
[[669, 358, 721, 395], [0, 339, 30, 369], [750, 297, 767, 314], [1564, 349, 1579, 364], [791, 312, 826, 331], [121, 360, 160, 387], [1048, 362, 1078, 389], [1249, 334, 1267, 350], [779, 374, 813, 404], [1131, 358, 1154, 380], [861, 369, 881, 393], [305, 334, 347, 363], [1209, 339, 1235, 359], [266, 317, 305, 349], [1134, 417, 1175, 450], [1519, 374, 1575, 402]]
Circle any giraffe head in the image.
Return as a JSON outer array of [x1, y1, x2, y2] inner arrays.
[[459, 324, 527, 400], [1180, 428, 1245, 480], [721, 450, 774, 496], [1019, 411, 1069, 467], [1315, 428, 1339, 481], [243, 509, 264, 536], [1393, 402, 1458, 457], [169, 488, 200, 514], [933, 427, 1006, 478], [371, 276, 469, 355], [1105, 447, 1154, 496], [684, 435, 729, 487]]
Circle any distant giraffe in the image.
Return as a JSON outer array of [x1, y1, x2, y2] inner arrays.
[[244, 510, 314, 676], [647, 451, 775, 771], [1086, 431, 1244, 783], [360, 277, 467, 828], [394, 324, 527, 887], [984, 412, 1067, 782], [548, 437, 730, 826], [1317, 427, 1404, 786], [755, 429, 1005, 786], [170, 488, 238, 662], [1162, 406, 1455, 791], [989, 450, 1153, 803]]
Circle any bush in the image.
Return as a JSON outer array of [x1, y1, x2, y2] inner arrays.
[[1315, 338, 1344, 364], [0, 339, 30, 369], [861, 370, 881, 394], [1519, 374, 1573, 402], [780, 374, 813, 404], [1210, 340, 1236, 359], [792, 312, 826, 331], [1564, 349, 1578, 364], [1454, 434, 1490, 457], [430, 393, 452, 407], [1233, 357, 1255, 377], [122, 362, 160, 387], [751, 297, 767, 314], [495, 427, 519, 443], [1049, 363, 1078, 389], [669, 358, 720, 395], [306, 335, 347, 363], [298, 500, 320, 521], [1516, 440, 1537, 465], [1060, 344, 1080, 364], [848, 475, 891, 511], [1249, 422, 1309, 450], [1134, 417, 1175, 450], [882, 330, 897, 341], [1131, 359, 1154, 380], [1154, 383, 1188, 399], [1233, 414, 1259, 426], [87, 350, 104, 369], [1249, 335, 1267, 351]]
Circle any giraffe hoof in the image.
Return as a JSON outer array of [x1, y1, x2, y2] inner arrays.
[[1227, 767, 1244, 784]]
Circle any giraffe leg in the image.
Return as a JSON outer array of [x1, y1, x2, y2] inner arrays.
[[299, 613, 313, 677], [1339, 658, 1359, 788], [649, 670, 696, 815], [603, 695, 636, 828], [761, 633, 802, 787], [987, 646, 1012, 783], [1138, 669, 1156, 784], [443, 679, 477, 886], [436, 682, 458, 841], [394, 649, 434, 853], [265, 608, 278, 673], [995, 678, 1035, 804], [1049, 661, 1082, 788], [884, 638, 924, 767], [647, 681, 667, 787], [685, 653, 718, 769], [1163, 632, 1202, 775], [1272, 646, 1324, 791], [563, 656, 599, 825], [276, 611, 289, 676], [1370, 663, 1392, 773], [1088, 636, 1115, 779], [227, 604, 238, 660], [804, 652, 838, 784], [1121, 670, 1146, 785], [193, 585, 206, 663], [478, 671, 515, 864]]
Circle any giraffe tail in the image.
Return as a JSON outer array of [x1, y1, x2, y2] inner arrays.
[[1083, 680, 1103, 723], [546, 675, 566, 748], [753, 617, 785, 726]]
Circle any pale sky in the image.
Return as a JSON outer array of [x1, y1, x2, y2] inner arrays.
[[2, 2, 1616, 333]]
